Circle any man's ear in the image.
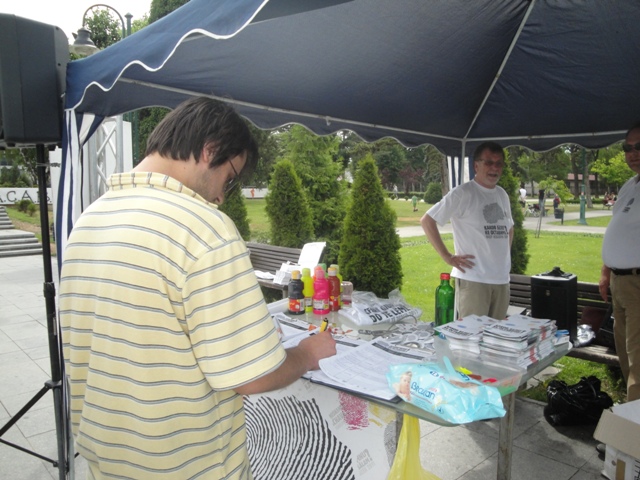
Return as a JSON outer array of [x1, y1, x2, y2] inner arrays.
[[201, 142, 217, 165]]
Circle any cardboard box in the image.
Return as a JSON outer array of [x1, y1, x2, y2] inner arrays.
[[594, 399, 640, 460], [602, 445, 640, 480]]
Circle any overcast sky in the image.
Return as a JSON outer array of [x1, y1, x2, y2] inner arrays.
[[0, 0, 151, 42]]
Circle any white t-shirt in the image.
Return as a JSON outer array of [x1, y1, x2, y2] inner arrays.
[[602, 175, 640, 269], [427, 180, 514, 284], [519, 187, 527, 200]]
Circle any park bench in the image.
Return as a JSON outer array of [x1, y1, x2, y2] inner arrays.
[[246, 242, 303, 298], [509, 273, 619, 366]]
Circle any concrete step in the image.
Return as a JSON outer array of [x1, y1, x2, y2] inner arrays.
[[0, 232, 38, 241], [0, 248, 43, 258], [0, 242, 42, 252], [0, 228, 43, 257], [0, 237, 40, 246]]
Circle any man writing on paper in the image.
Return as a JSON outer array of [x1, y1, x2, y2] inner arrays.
[[421, 142, 514, 320], [60, 97, 336, 479]]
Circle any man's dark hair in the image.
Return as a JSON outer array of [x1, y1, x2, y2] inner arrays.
[[145, 97, 258, 176], [473, 141, 505, 162], [625, 121, 640, 140]]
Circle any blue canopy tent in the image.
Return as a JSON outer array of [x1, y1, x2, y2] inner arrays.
[[58, 0, 640, 260]]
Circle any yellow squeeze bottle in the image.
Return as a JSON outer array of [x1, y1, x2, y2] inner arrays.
[[301, 267, 314, 313]]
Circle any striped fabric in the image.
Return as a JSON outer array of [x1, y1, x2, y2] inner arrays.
[[60, 172, 285, 479]]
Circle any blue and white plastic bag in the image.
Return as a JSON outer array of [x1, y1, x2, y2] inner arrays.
[[387, 357, 506, 424]]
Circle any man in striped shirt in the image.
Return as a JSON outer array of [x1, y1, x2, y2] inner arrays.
[[60, 97, 336, 479]]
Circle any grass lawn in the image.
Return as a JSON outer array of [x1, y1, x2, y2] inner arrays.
[[550, 215, 611, 228]]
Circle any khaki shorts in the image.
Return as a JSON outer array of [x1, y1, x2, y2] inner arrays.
[[455, 278, 510, 320]]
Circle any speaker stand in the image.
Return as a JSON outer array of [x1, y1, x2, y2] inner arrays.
[[0, 144, 70, 479]]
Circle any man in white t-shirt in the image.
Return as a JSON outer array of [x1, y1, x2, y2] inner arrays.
[[519, 185, 527, 207], [599, 121, 640, 402], [421, 142, 514, 320]]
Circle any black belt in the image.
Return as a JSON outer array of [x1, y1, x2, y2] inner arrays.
[[610, 267, 640, 276]]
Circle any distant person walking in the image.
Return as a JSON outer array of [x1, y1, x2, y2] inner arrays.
[[412, 194, 418, 212], [599, 121, 640, 402]]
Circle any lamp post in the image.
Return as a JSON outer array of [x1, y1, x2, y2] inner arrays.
[[577, 148, 588, 225], [69, 4, 139, 167]]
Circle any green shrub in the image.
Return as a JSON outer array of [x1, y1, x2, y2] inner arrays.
[[16, 199, 33, 213], [265, 160, 314, 248], [218, 186, 251, 241], [424, 182, 442, 204], [500, 153, 529, 274], [339, 156, 403, 297], [27, 202, 37, 217]]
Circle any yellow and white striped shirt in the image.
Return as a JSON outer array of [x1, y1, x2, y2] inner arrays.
[[60, 172, 285, 479]]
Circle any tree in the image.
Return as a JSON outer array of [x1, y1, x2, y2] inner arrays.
[[424, 182, 442, 204], [499, 152, 529, 274], [538, 177, 573, 206], [278, 125, 346, 263], [150, 0, 190, 22], [83, 8, 122, 49], [265, 160, 314, 248], [246, 125, 279, 188], [0, 148, 38, 186], [218, 187, 251, 241], [137, 107, 170, 162], [339, 156, 403, 297], [591, 151, 635, 193]]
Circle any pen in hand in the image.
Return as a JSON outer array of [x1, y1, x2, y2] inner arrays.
[[320, 318, 329, 332]]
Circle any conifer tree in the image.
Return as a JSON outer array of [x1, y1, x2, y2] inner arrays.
[[265, 160, 314, 248], [218, 186, 251, 241], [339, 156, 403, 297], [499, 152, 529, 274]]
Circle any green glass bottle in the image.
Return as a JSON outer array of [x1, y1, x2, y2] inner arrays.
[[435, 273, 455, 326]]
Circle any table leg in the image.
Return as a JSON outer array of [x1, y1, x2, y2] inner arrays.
[[497, 392, 516, 480]]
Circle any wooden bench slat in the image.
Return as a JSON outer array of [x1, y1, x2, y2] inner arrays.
[[246, 242, 305, 298]]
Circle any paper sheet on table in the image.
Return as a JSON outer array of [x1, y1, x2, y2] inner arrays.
[[317, 338, 434, 401], [254, 270, 276, 280], [303, 334, 367, 380], [272, 312, 314, 343], [297, 241, 326, 271]]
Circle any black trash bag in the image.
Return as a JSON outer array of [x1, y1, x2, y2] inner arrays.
[[544, 376, 613, 426]]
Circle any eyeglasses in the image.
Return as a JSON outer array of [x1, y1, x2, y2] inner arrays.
[[480, 159, 505, 168], [224, 160, 240, 194], [622, 142, 640, 153]]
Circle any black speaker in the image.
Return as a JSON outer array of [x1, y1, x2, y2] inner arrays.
[[0, 14, 68, 148], [531, 268, 577, 341]]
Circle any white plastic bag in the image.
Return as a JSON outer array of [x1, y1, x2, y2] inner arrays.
[[337, 289, 422, 326]]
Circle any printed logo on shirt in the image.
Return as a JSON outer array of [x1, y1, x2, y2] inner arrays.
[[622, 197, 634, 213], [483, 203, 509, 239]]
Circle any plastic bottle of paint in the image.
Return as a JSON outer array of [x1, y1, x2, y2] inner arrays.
[[288, 270, 305, 315], [330, 264, 343, 305], [327, 267, 341, 312], [313, 268, 330, 315], [301, 268, 314, 313]]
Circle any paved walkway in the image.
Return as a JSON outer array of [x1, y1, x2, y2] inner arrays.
[[0, 222, 608, 479], [397, 208, 610, 238]]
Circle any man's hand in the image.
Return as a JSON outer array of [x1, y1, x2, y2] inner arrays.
[[234, 330, 336, 395], [297, 330, 337, 370], [447, 253, 475, 273]]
